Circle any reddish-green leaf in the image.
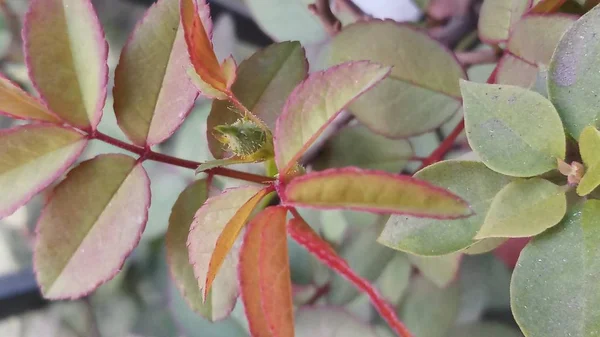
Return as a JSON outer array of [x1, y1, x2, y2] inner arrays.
[[478, 0, 531, 43], [23, 0, 108, 130], [281, 167, 471, 218], [207, 42, 307, 159], [34, 154, 150, 299], [166, 179, 239, 321], [114, 0, 198, 147], [181, 0, 234, 99], [0, 125, 87, 219], [274, 61, 390, 176], [239, 206, 294, 337], [188, 185, 270, 300], [0, 75, 60, 122]]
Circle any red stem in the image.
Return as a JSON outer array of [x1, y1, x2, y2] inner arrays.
[[288, 209, 414, 337], [92, 132, 274, 185]]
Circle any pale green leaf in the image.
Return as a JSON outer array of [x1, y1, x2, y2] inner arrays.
[[295, 307, 378, 337], [113, 0, 198, 147], [24, 0, 108, 130], [275, 61, 390, 175], [399, 276, 460, 337], [208, 42, 307, 159], [448, 323, 524, 337], [166, 179, 239, 321], [376, 253, 411, 305], [478, 0, 529, 42], [328, 21, 465, 138], [409, 252, 462, 288], [34, 154, 150, 299], [577, 126, 600, 196], [0, 125, 87, 219], [548, 6, 600, 139], [314, 125, 413, 172], [476, 178, 566, 239], [511, 201, 600, 337], [379, 161, 512, 256], [461, 80, 566, 177]]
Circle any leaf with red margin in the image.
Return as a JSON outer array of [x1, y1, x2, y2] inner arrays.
[[23, 0, 108, 130], [239, 206, 294, 337], [281, 167, 472, 218], [0, 125, 87, 219], [34, 154, 150, 299], [188, 185, 271, 300], [0, 75, 60, 122], [114, 0, 199, 147], [166, 179, 240, 321], [180, 0, 234, 99], [274, 61, 390, 176], [478, 0, 531, 43]]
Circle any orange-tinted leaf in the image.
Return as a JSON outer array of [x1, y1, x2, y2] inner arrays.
[[529, 0, 566, 13], [239, 206, 294, 337], [187, 185, 271, 301], [180, 0, 231, 98], [0, 75, 60, 122]]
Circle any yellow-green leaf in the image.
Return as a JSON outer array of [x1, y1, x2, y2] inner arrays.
[[166, 179, 239, 321], [24, 0, 108, 130], [113, 0, 199, 147], [461, 80, 566, 177], [409, 252, 462, 288], [476, 178, 566, 239], [282, 167, 471, 218], [328, 21, 465, 138], [187, 185, 270, 300], [478, 0, 529, 43], [0, 75, 60, 122], [34, 154, 150, 299], [0, 125, 87, 219], [274, 61, 390, 176], [577, 126, 600, 196]]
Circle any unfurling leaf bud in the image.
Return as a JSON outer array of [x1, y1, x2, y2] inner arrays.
[[214, 118, 274, 160]]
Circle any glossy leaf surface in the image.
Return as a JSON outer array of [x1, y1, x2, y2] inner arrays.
[[34, 154, 150, 299]]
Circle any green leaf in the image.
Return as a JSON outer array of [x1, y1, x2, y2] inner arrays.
[[496, 15, 576, 88], [548, 6, 600, 139], [0, 125, 87, 219], [208, 42, 307, 159], [476, 178, 566, 239], [577, 126, 600, 196], [399, 276, 460, 337], [379, 161, 512, 256], [282, 167, 472, 218], [376, 253, 411, 305], [23, 0, 108, 130], [34, 154, 150, 299], [478, 0, 530, 43], [274, 61, 390, 175], [166, 179, 239, 321], [409, 252, 462, 288], [313, 125, 413, 172], [463, 237, 507, 255], [448, 323, 524, 337], [328, 21, 465, 138], [113, 0, 198, 147], [244, 0, 326, 45], [460, 81, 566, 177], [511, 201, 600, 337], [295, 307, 378, 337], [328, 220, 395, 305]]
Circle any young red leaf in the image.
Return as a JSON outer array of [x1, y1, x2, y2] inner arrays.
[[274, 61, 391, 177], [281, 167, 472, 218], [0, 75, 60, 122], [34, 154, 150, 299], [287, 216, 412, 337], [239, 206, 294, 337], [0, 125, 87, 219], [188, 185, 271, 301], [23, 0, 108, 130], [166, 179, 239, 321], [114, 0, 199, 147], [180, 0, 234, 99]]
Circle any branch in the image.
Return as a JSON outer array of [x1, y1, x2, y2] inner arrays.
[[288, 210, 414, 337], [308, 0, 342, 36], [92, 132, 274, 184]]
